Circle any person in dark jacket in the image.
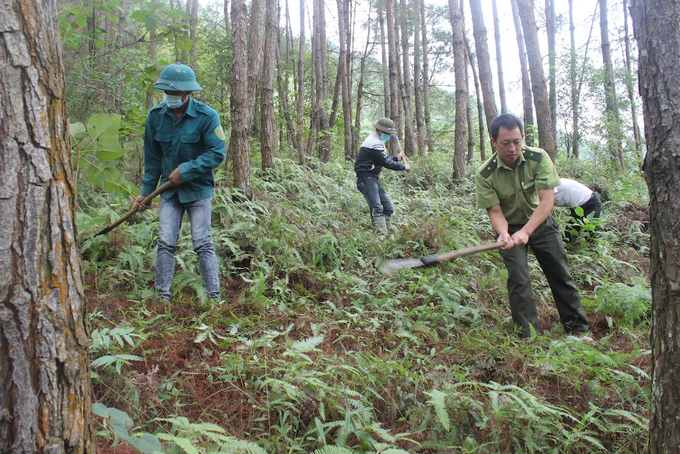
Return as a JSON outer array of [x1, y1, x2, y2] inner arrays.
[[355, 118, 411, 235], [134, 63, 226, 302]]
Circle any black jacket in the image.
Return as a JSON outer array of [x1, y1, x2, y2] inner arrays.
[[354, 132, 405, 177]]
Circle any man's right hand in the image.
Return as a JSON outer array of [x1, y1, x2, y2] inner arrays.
[[498, 232, 514, 250], [404, 161, 411, 171], [133, 195, 151, 213]]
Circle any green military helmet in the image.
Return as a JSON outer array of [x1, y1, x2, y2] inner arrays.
[[373, 117, 397, 134], [152, 63, 203, 92]]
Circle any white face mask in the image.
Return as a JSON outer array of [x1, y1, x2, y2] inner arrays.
[[163, 93, 185, 109]]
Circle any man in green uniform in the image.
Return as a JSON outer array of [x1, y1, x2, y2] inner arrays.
[[475, 114, 589, 338], [134, 63, 226, 302]]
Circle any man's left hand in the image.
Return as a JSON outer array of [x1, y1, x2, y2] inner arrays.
[[168, 168, 184, 186], [511, 230, 530, 246]]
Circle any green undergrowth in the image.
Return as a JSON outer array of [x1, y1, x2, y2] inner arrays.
[[79, 153, 651, 453]]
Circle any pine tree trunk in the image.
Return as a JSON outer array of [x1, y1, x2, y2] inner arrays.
[[546, 0, 557, 135], [228, 0, 252, 198], [0, 0, 94, 451], [296, 0, 306, 166], [400, 0, 416, 156], [413, 0, 425, 156], [600, 0, 624, 169], [448, 0, 468, 180], [622, 0, 642, 161], [469, 0, 498, 129], [516, 0, 557, 160], [276, 9, 302, 156], [312, 0, 331, 161], [510, 0, 534, 146], [568, 0, 580, 158], [337, 0, 354, 160], [420, 0, 433, 153], [393, 3, 404, 141], [355, 6, 375, 160], [466, 48, 475, 165], [247, 0, 265, 119], [629, 1, 680, 452], [491, 0, 507, 114], [260, 0, 278, 170], [386, 0, 400, 140], [463, 9, 486, 161], [379, 9, 390, 118]]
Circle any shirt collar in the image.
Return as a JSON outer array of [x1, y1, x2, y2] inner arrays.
[[496, 149, 526, 171]]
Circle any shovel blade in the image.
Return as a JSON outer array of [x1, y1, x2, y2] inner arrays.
[[379, 258, 425, 273]]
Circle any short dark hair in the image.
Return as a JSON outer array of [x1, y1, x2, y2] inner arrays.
[[489, 114, 524, 140]]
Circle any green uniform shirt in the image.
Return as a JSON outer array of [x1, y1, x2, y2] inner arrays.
[[475, 146, 561, 225], [142, 97, 226, 203]]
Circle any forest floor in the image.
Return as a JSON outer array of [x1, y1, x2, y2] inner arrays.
[[83, 158, 652, 453]]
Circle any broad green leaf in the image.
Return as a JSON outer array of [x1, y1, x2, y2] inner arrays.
[[87, 113, 121, 145], [94, 147, 125, 162], [145, 16, 159, 29], [130, 10, 149, 23], [128, 433, 163, 454], [70, 122, 87, 139]]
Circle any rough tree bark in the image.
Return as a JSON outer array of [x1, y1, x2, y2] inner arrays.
[[337, 0, 354, 160], [228, 0, 253, 198], [546, 0, 557, 134], [312, 0, 331, 161], [296, 0, 306, 166], [420, 0, 433, 153], [448, 0, 468, 180], [510, 0, 534, 146], [354, 6, 375, 160], [568, 0, 580, 158], [246, 0, 265, 126], [400, 0, 416, 156], [260, 0, 278, 170], [491, 0, 507, 114], [0, 0, 94, 452], [469, 0, 498, 130], [462, 7, 486, 161], [413, 0, 425, 156], [386, 0, 401, 141], [463, 0, 475, 164], [516, 0, 557, 160], [276, 1, 301, 156], [379, 9, 390, 118], [629, 1, 680, 452]]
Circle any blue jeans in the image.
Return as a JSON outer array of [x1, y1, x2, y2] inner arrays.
[[156, 197, 220, 301], [356, 176, 394, 218]]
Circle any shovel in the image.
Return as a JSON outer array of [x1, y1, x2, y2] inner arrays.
[[380, 241, 506, 274], [92, 180, 174, 238]]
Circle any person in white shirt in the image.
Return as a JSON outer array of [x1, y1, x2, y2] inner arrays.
[[553, 178, 602, 243]]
